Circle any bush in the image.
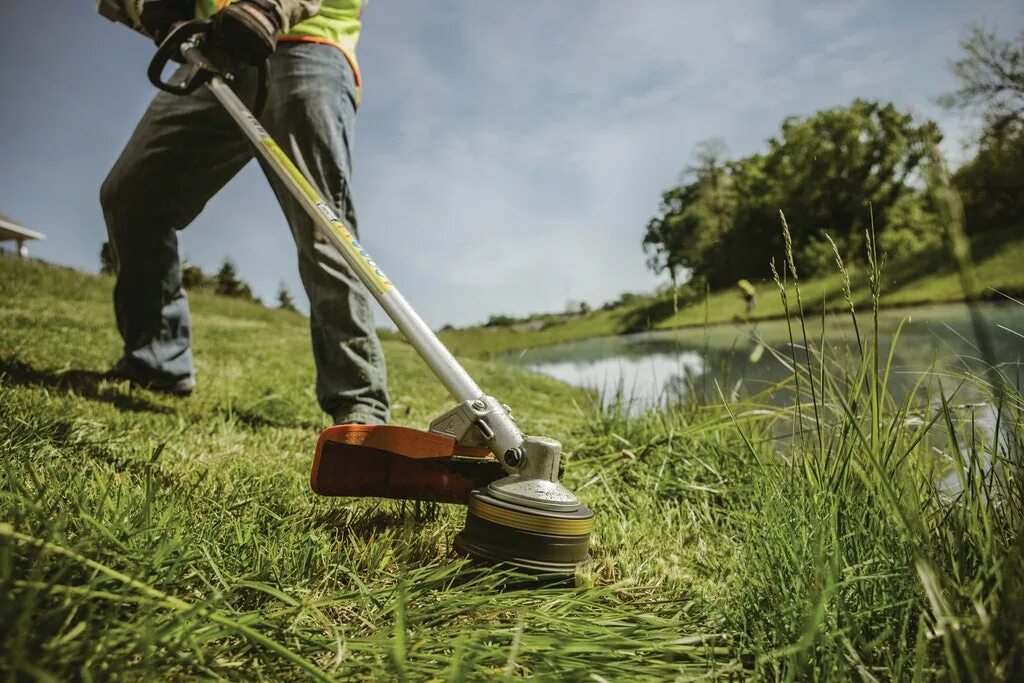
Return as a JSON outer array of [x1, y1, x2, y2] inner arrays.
[[797, 233, 840, 277], [484, 314, 517, 328], [182, 264, 208, 290], [879, 193, 945, 264]]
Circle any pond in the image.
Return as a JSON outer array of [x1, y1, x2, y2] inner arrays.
[[508, 302, 1024, 412]]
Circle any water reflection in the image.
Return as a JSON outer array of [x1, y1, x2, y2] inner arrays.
[[510, 302, 1024, 412], [515, 351, 705, 412]]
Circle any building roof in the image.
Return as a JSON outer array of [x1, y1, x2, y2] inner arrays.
[[0, 211, 46, 242]]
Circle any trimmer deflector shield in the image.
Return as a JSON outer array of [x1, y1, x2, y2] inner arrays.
[[311, 424, 504, 504]]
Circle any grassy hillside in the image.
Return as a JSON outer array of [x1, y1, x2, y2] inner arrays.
[[442, 227, 1024, 358], [2, 256, 1022, 680]]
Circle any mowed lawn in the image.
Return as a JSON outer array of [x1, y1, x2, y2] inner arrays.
[[2, 257, 1021, 680]]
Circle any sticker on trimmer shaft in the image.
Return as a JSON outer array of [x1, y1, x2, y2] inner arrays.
[[314, 201, 393, 294]]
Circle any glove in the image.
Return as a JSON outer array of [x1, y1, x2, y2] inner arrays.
[[213, 0, 283, 66], [138, 0, 194, 45]]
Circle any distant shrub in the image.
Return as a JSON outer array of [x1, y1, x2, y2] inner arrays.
[[879, 193, 945, 264], [797, 233, 841, 277], [99, 241, 117, 275], [485, 314, 517, 328], [182, 264, 208, 290]]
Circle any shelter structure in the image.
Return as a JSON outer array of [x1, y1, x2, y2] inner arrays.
[[0, 212, 45, 258]]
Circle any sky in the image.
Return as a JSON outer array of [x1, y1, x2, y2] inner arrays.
[[0, 1, 1021, 328]]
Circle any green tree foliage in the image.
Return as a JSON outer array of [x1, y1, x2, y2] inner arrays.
[[277, 282, 298, 312], [644, 100, 941, 287], [181, 263, 208, 290], [940, 26, 1024, 135], [484, 314, 517, 328], [954, 132, 1024, 231], [942, 26, 1024, 233], [644, 140, 735, 309], [214, 259, 258, 302], [99, 241, 117, 275], [101, 248, 266, 305]]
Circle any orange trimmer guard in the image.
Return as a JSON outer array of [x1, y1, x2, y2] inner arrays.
[[310, 424, 505, 504]]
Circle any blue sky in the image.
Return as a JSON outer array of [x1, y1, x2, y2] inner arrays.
[[1, 1, 1020, 327]]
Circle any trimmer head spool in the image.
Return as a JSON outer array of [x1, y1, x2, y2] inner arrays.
[[455, 490, 593, 574]]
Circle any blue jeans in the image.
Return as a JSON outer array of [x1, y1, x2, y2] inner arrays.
[[100, 42, 389, 424]]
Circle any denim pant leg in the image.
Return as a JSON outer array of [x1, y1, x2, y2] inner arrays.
[[100, 74, 253, 381], [260, 43, 390, 423]]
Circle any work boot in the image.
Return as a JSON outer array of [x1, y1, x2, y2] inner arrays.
[[104, 358, 195, 397]]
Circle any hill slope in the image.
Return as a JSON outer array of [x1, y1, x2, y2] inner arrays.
[[0, 258, 736, 679], [442, 227, 1024, 358], [2, 257, 1020, 680]]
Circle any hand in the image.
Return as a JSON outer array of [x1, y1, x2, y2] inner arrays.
[[213, 0, 283, 66], [138, 0, 194, 45]]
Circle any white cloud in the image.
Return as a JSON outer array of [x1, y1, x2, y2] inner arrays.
[[355, 1, 791, 325], [800, 0, 876, 32]]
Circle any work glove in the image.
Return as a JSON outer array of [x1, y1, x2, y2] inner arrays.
[[212, 0, 284, 66], [138, 0, 194, 45]]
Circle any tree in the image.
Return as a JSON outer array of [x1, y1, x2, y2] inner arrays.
[[689, 140, 735, 245], [277, 282, 298, 312], [214, 259, 256, 301], [941, 26, 1024, 232], [753, 100, 938, 274], [643, 101, 940, 290], [99, 241, 117, 275], [643, 140, 734, 297], [643, 142, 736, 311], [485, 314, 516, 327], [939, 26, 1024, 137], [181, 264, 207, 290], [952, 131, 1024, 231], [215, 259, 243, 297]]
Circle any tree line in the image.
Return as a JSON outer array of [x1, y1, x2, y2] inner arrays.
[[643, 25, 1023, 294], [100, 244, 299, 312]]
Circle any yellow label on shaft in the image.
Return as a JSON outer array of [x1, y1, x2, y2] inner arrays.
[[261, 137, 393, 294]]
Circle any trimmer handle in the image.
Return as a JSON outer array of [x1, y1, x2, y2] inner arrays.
[[147, 20, 215, 96], [147, 19, 270, 116]]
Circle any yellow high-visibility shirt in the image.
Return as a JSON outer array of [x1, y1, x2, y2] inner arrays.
[[196, 1, 364, 101]]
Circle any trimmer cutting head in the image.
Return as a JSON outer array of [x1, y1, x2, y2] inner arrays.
[[455, 490, 593, 573], [311, 424, 593, 574]]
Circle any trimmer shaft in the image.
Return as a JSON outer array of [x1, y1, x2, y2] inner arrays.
[[455, 490, 593, 574]]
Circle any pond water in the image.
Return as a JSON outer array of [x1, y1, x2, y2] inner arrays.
[[508, 302, 1024, 412]]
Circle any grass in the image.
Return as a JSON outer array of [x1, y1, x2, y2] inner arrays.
[[2, 233, 1023, 679], [441, 226, 1024, 359]]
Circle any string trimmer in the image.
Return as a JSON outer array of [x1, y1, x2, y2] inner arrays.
[[98, 5, 593, 574]]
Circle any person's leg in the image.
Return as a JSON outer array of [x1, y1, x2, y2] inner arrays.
[[260, 42, 389, 424], [100, 69, 255, 385]]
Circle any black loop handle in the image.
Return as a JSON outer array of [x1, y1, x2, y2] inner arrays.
[[147, 20, 215, 96], [147, 19, 270, 117]]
